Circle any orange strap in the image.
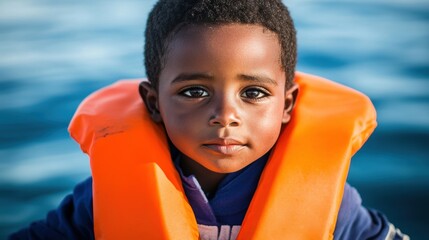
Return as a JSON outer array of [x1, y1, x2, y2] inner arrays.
[[69, 72, 376, 239]]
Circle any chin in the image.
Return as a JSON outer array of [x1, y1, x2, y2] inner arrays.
[[207, 159, 249, 174]]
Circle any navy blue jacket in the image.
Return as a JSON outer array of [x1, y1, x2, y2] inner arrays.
[[9, 154, 408, 239]]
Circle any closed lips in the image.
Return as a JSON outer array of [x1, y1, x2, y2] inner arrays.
[[203, 138, 246, 155]]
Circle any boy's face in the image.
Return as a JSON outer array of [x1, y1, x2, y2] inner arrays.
[[143, 24, 297, 173]]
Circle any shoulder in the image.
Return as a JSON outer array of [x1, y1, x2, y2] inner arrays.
[[334, 183, 409, 240]]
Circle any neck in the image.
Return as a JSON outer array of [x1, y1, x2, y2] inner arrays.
[[180, 155, 226, 195]]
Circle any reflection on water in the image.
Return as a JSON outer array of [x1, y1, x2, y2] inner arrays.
[[0, 0, 428, 238]]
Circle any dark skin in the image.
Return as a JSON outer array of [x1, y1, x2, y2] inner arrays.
[[140, 24, 298, 194]]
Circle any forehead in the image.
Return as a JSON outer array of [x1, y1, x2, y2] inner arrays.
[[161, 24, 284, 81]]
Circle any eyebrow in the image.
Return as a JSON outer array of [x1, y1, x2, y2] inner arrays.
[[238, 74, 278, 86], [171, 73, 214, 84], [170, 72, 278, 86]]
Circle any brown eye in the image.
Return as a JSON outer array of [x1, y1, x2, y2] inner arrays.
[[241, 88, 268, 99], [180, 87, 209, 98]]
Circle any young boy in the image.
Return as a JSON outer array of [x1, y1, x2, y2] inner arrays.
[[10, 0, 408, 239]]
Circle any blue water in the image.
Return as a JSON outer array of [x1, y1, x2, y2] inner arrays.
[[0, 0, 428, 238]]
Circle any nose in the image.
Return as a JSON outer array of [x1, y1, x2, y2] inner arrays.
[[208, 95, 241, 127]]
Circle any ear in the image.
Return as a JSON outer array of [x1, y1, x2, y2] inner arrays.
[[139, 81, 162, 123], [282, 83, 299, 124]]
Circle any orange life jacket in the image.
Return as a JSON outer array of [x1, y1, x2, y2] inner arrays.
[[68, 72, 376, 240]]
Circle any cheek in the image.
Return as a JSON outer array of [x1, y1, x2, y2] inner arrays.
[[248, 102, 284, 142], [254, 113, 283, 137], [160, 105, 205, 141]]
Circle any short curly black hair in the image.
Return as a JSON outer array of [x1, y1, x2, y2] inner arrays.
[[144, 0, 296, 89]]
